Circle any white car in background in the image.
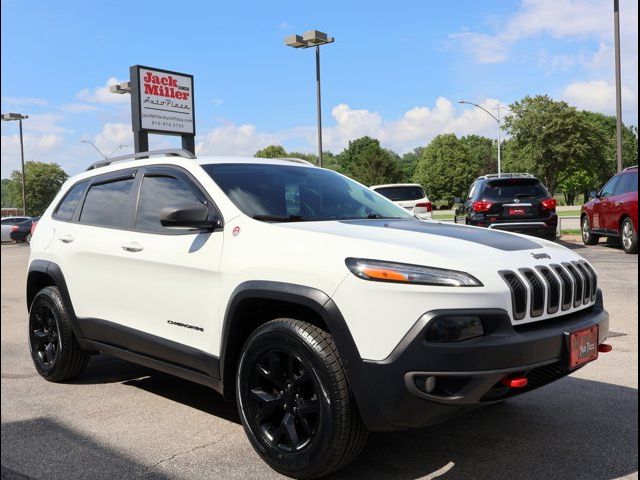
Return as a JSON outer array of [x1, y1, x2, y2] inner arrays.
[[369, 183, 432, 219], [1, 216, 31, 242]]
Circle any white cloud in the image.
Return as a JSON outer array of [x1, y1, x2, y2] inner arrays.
[[60, 103, 99, 113], [76, 77, 130, 104], [1, 133, 64, 175], [1, 96, 48, 107], [210, 98, 225, 106], [562, 80, 637, 115], [22, 113, 72, 134], [196, 98, 504, 159]]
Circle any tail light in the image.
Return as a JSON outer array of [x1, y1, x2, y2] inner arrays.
[[472, 201, 493, 212], [415, 202, 432, 212], [540, 198, 557, 212], [10, 225, 19, 233], [31, 221, 38, 235]]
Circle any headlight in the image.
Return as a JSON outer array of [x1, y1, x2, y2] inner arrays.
[[345, 258, 483, 287]]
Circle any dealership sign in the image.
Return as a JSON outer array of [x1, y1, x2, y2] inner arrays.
[[131, 65, 195, 136]]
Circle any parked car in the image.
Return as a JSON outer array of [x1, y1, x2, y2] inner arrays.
[[369, 183, 432, 219], [27, 151, 610, 479], [9, 216, 40, 244], [1, 216, 31, 242], [454, 174, 558, 240], [581, 166, 638, 254]]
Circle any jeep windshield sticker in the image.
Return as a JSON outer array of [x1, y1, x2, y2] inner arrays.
[[338, 219, 542, 251]]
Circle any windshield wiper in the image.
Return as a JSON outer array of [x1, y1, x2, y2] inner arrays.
[[252, 214, 310, 222]]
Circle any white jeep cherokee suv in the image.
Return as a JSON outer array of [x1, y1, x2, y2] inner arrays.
[[27, 149, 610, 479]]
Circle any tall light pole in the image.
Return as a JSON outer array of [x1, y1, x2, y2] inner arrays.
[[459, 101, 504, 176], [1, 112, 29, 214], [613, 0, 623, 173], [285, 30, 335, 168], [81, 140, 127, 160]]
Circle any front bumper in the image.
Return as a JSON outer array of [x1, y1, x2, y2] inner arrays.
[[357, 291, 609, 431]]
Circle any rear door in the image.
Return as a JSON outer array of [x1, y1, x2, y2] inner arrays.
[[607, 171, 638, 233]]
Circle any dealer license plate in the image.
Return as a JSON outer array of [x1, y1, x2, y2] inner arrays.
[[568, 326, 599, 369]]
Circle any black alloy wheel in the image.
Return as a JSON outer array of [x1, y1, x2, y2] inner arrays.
[[30, 301, 61, 369], [28, 286, 89, 382], [247, 349, 320, 453]]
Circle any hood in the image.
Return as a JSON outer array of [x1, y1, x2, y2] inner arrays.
[[275, 219, 580, 274]]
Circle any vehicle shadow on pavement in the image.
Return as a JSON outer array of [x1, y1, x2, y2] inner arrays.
[[1, 418, 172, 480], [330, 377, 638, 480], [71, 355, 241, 424]]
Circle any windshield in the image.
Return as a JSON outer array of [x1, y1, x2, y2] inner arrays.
[[202, 163, 413, 222], [481, 178, 549, 200], [373, 186, 425, 201]]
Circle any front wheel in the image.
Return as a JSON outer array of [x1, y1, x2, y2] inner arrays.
[[582, 216, 599, 245], [236, 319, 368, 479], [621, 217, 638, 254]]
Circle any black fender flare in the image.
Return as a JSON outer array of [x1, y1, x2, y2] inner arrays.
[[220, 280, 385, 430], [27, 260, 81, 338]]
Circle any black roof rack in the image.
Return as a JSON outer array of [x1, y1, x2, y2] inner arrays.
[[86, 149, 196, 171], [477, 173, 535, 180]]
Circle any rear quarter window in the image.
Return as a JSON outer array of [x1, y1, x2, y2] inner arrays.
[[53, 181, 89, 221]]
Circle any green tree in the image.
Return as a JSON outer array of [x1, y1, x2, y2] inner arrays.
[[399, 147, 424, 183], [503, 95, 607, 195], [337, 136, 402, 186], [413, 134, 476, 202], [1, 178, 18, 208], [6, 162, 68, 216], [254, 145, 288, 158]]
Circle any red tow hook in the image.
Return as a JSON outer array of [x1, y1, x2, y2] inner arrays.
[[598, 344, 613, 353], [501, 376, 528, 388]]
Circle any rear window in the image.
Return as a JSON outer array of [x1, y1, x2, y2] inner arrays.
[[79, 178, 135, 228], [54, 181, 88, 221], [481, 178, 549, 200], [373, 186, 425, 201]]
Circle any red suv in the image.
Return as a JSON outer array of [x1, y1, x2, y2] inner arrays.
[[581, 166, 638, 254]]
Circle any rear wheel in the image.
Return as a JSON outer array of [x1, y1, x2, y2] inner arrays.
[[236, 319, 368, 479], [29, 286, 89, 382], [581, 216, 599, 245], [621, 217, 638, 254]]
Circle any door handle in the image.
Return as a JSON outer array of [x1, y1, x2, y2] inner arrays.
[[58, 234, 74, 244], [121, 241, 144, 253]]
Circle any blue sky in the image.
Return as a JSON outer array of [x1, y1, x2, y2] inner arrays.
[[1, 0, 638, 177]]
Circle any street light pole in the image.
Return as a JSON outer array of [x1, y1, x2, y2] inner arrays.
[[2, 112, 29, 215], [315, 45, 323, 167], [613, 0, 623, 173], [459, 101, 504, 176], [80, 141, 127, 160], [285, 30, 335, 168]]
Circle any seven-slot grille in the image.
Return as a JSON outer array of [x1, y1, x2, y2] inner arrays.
[[499, 261, 597, 321]]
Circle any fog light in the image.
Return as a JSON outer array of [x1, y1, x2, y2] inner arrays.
[[425, 315, 484, 342], [424, 376, 436, 393]]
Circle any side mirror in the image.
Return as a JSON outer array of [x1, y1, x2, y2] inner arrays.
[[160, 203, 222, 230], [452, 197, 462, 204], [588, 190, 598, 199]]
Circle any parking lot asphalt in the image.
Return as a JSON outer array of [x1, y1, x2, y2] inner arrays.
[[1, 241, 637, 480]]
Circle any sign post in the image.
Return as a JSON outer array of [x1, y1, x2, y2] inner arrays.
[[129, 65, 196, 156]]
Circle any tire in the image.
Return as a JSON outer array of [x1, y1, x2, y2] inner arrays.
[[28, 286, 89, 382], [581, 215, 599, 246], [621, 217, 638, 254], [236, 319, 368, 479], [25, 233, 32, 244]]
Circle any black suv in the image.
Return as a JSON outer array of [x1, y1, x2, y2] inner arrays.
[[454, 174, 558, 240]]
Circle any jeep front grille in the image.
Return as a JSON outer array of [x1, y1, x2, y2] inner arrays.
[[500, 262, 597, 321]]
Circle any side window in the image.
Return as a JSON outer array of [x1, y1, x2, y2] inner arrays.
[[600, 176, 620, 198], [1, 219, 14, 225], [53, 181, 88, 221], [614, 172, 638, 195], [79, 178, 135, 228], [467, 182, 477, 200], [135, 174, 205, 232]]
